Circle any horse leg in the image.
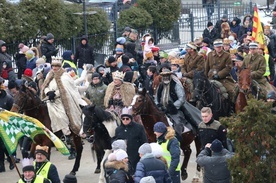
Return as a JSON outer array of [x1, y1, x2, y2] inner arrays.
[[94, 146, 104, 174], [180, 131, 194, 180], [99, 149, 112, 183], [70, 135, 83, 175]]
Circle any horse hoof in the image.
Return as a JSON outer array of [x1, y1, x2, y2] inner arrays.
[[192, 178, 199, 182], [69, 171, 76, 176], [94, 169, 101, 174]]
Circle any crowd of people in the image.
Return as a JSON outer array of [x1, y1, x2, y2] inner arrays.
[[0, 9, 276, 182]]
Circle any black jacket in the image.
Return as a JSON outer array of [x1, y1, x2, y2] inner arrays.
[[41, 40, 58, 63], [114, 121, 148, 170], [0, 90, 13, 110], [74, 36, 94, 68], [202, 28, 220, 43]]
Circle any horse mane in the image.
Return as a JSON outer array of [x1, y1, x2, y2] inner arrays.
[[82, 105, 114, 124]]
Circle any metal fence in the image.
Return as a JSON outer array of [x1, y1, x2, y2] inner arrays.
[[5, 1, 253, 66]]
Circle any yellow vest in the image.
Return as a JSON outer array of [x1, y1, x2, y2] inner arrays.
[[18, 175, 45, 183], [263, 54, 270, 77], [34, 161, 51, 180], [62, 60, 77, 70], [160, 139, 181, 171]]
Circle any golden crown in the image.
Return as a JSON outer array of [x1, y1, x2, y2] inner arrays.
[[112, 71, 125, 81], [51, 56, 62, 66]]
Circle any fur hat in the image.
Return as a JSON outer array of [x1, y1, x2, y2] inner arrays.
[[22, 158, 35, 172], [63, 174, 77, 183], [18, 43, 29, 54], [121, 107, 132, 119], [267, 91, 276, 100], [46, 33, 54, 40], [221, 22, 230, 30], [35, 145, 49, 157], [115, 149, 128, 161], [138, 143, 152, 155], [112, 140, 127, 151], [150, 143, 163, 158], [140, 176, 156, 183], [207, 21, 213, 27], [211, 139, 223, 153], [153, 122, 167, 133]]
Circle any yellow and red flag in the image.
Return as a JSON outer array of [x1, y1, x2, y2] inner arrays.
[[252, 5, 268, 53]]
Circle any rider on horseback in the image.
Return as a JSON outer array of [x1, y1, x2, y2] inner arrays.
[[241, 42, 274, 97], [155, 69, 202, 136], [181, 42, 205, 102], [205, 39, 236, 103]]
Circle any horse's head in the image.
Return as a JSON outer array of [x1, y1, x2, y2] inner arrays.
[[131, 88, 147, 115], [11, 84, 41, 113], [193, 70, 207, 100], [81, 104, 97, 136], [238, 68, 252, 92]]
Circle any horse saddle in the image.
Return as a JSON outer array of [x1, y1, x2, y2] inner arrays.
[[210, 80, 228, 99]]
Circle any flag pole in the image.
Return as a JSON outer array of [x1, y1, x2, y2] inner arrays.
[[9, 155, 22, 179]]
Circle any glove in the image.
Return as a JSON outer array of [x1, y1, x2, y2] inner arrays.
[[47, 91, 56, 101], [166, 102, 178, 115], [157, 104, 165, 111], [212, 74, 220, 80]]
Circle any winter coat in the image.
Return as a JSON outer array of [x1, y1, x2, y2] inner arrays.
[[134, 153, 171, 183], [242, 53, 273, 93], [237, 25, 252, 40], [41, 40, 58, 63], [105, 59, 119, 74], [26, 57, 37, 70], [142, 74, 155, 98], [0, 40, 12, 75], [156, 127, 180, 175], [182, 53, 205, 79], [198, 118, 227, 149], [202, 28, 220, 43], [74, 36, 94, 68], [15, 53, 27, 79], [114, 121, 148, 170], [196, 148, 234, 183], [215, 20, 231, 34], [1, 61, 16, 82], [267, 32, 276, 59], [0, 90, 13, 110], [105, 160, 133, 183], [230, 17, 241, 36], [85, 81, 107, 109], [34, 161, 60, 183], [40, 68, 84, 135]]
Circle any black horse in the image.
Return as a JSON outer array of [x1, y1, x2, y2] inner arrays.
[[193, 70, 231, 119], [81, 104, 121, 183]]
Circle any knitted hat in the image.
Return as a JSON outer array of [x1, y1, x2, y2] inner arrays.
[[159, 51, 168, 59], [116, 37, 126, 45], [267, 91, 276, 100], [46, 33, 54, 40], [202, 38, 210, 45], [222, 14, 228, 19], [112, 139, 127, 151], [211, 139, 223, 153], [36, 57, 46, 65], [24, 68, 33, 77], [138, 143, 152, 155], [108, 56, 116, 63], [35, 145, 49, 157], [153, 122, 167, 133], [151, 46, 160, 52], [108, 153, 117, 161], [115, 149, 128, 161], [22, 158, 35, 172], [150, 143, 163, 158], [25, 50, 34, 59], [140, 176, 156, 183], [207, 21, 213, 27], [18, 43, 29, 54], [92, 73, 101, 80], [63, 174, 77, 183], [121, 107, 132, 119]]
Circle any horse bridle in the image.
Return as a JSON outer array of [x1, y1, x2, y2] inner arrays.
[[13, 92, 45, 113], [131, 95, 147, 116]]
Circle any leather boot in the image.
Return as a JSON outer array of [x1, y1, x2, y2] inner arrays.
[[0, 163, 5, 172]]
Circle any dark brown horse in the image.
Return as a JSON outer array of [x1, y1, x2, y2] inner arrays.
[[130, 88, 201, 181], [10, 84, 83, 175]]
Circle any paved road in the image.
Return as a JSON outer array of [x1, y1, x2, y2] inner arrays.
[[1, 141, 202, 183]]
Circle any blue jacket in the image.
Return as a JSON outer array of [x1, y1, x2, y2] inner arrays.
[[134, 153, 171, 183], [26, 57, 37, 70]]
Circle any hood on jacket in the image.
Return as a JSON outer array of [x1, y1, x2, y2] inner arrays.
[[231, 17, 241, 26], [3, 60, 13, 69], [242, 15, 252, 25], [62, 50, 73, 61], [105, 160, 128, 172], [96, 64, 105, 73], [81, 35, 88, 43], [0, 40, 6, 47]]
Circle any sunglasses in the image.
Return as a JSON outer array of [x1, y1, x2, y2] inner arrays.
[[121, 117, 130, 121]]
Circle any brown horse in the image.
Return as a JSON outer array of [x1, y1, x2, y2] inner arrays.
[[10, 84, 83, 175], [235, 68, 265, 113], [130, 88, 201, 181]]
